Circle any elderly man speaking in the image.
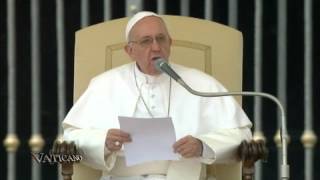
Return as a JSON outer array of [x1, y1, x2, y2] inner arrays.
[[62, 11, 252, 180]]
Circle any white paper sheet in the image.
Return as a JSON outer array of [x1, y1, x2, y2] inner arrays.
[[118, 116, 179, 166]]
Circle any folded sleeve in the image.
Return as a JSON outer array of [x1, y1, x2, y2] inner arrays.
[[63, 124, 117, 171], [197, 127, 252, 164]]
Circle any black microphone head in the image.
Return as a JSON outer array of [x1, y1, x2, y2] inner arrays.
[[154, 58, 167, 73], [154, 58, 182, 82]]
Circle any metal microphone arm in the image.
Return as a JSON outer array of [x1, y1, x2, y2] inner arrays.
[[155, 58, 289, 178], [175, 78, 290, 180]]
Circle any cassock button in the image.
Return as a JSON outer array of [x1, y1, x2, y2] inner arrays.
[[151, 106, 156, 109], [151, 94, 155, 98]]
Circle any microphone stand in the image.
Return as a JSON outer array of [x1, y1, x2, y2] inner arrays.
[[174, 78, 290, 179]]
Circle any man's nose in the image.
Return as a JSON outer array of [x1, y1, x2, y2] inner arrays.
[[151, 39, 161, 51]]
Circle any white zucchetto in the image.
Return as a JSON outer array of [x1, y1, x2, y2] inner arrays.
[[125, 11, 159, 42]]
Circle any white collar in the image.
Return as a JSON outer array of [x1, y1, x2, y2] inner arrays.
[[134, 63, 168, 85]]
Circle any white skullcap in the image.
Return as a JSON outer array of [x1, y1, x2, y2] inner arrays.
[[125, 11, 160, 42]]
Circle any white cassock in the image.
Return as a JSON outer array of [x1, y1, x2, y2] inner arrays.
[[63, 62, 252, 180]]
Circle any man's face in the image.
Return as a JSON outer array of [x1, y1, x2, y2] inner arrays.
[[125, 16, 172, 75]]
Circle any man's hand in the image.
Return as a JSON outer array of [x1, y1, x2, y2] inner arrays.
[[105, 129, 131, 152], [173, 135, 203, 158]]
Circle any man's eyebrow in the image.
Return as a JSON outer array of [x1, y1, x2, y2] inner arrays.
[[139, 35, 152, 39], [140, 33, 166, 38]]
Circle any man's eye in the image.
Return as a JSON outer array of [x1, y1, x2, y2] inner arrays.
[[157, 36, 166, 43], [140, 38, 152, 45]]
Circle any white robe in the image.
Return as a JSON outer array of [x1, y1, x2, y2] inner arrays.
[[63, 62, 252, 180]]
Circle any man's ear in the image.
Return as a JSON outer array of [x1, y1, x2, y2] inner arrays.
[[125, 44, 137, 62], [124, 44, 132, 56]]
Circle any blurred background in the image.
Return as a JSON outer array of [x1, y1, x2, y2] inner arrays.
[[0, 0, 319, 180]]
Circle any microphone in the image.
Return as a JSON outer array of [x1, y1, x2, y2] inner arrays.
[[155, 58, 182, 81], [154, 58, 290, 179], [155, 58, 190, 89]]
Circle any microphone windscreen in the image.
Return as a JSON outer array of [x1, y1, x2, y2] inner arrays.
[[154, 58, 182, 81], [154, 58, 166, 72]]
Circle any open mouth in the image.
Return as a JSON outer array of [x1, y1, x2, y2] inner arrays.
[[151, 56, 162, 61]]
